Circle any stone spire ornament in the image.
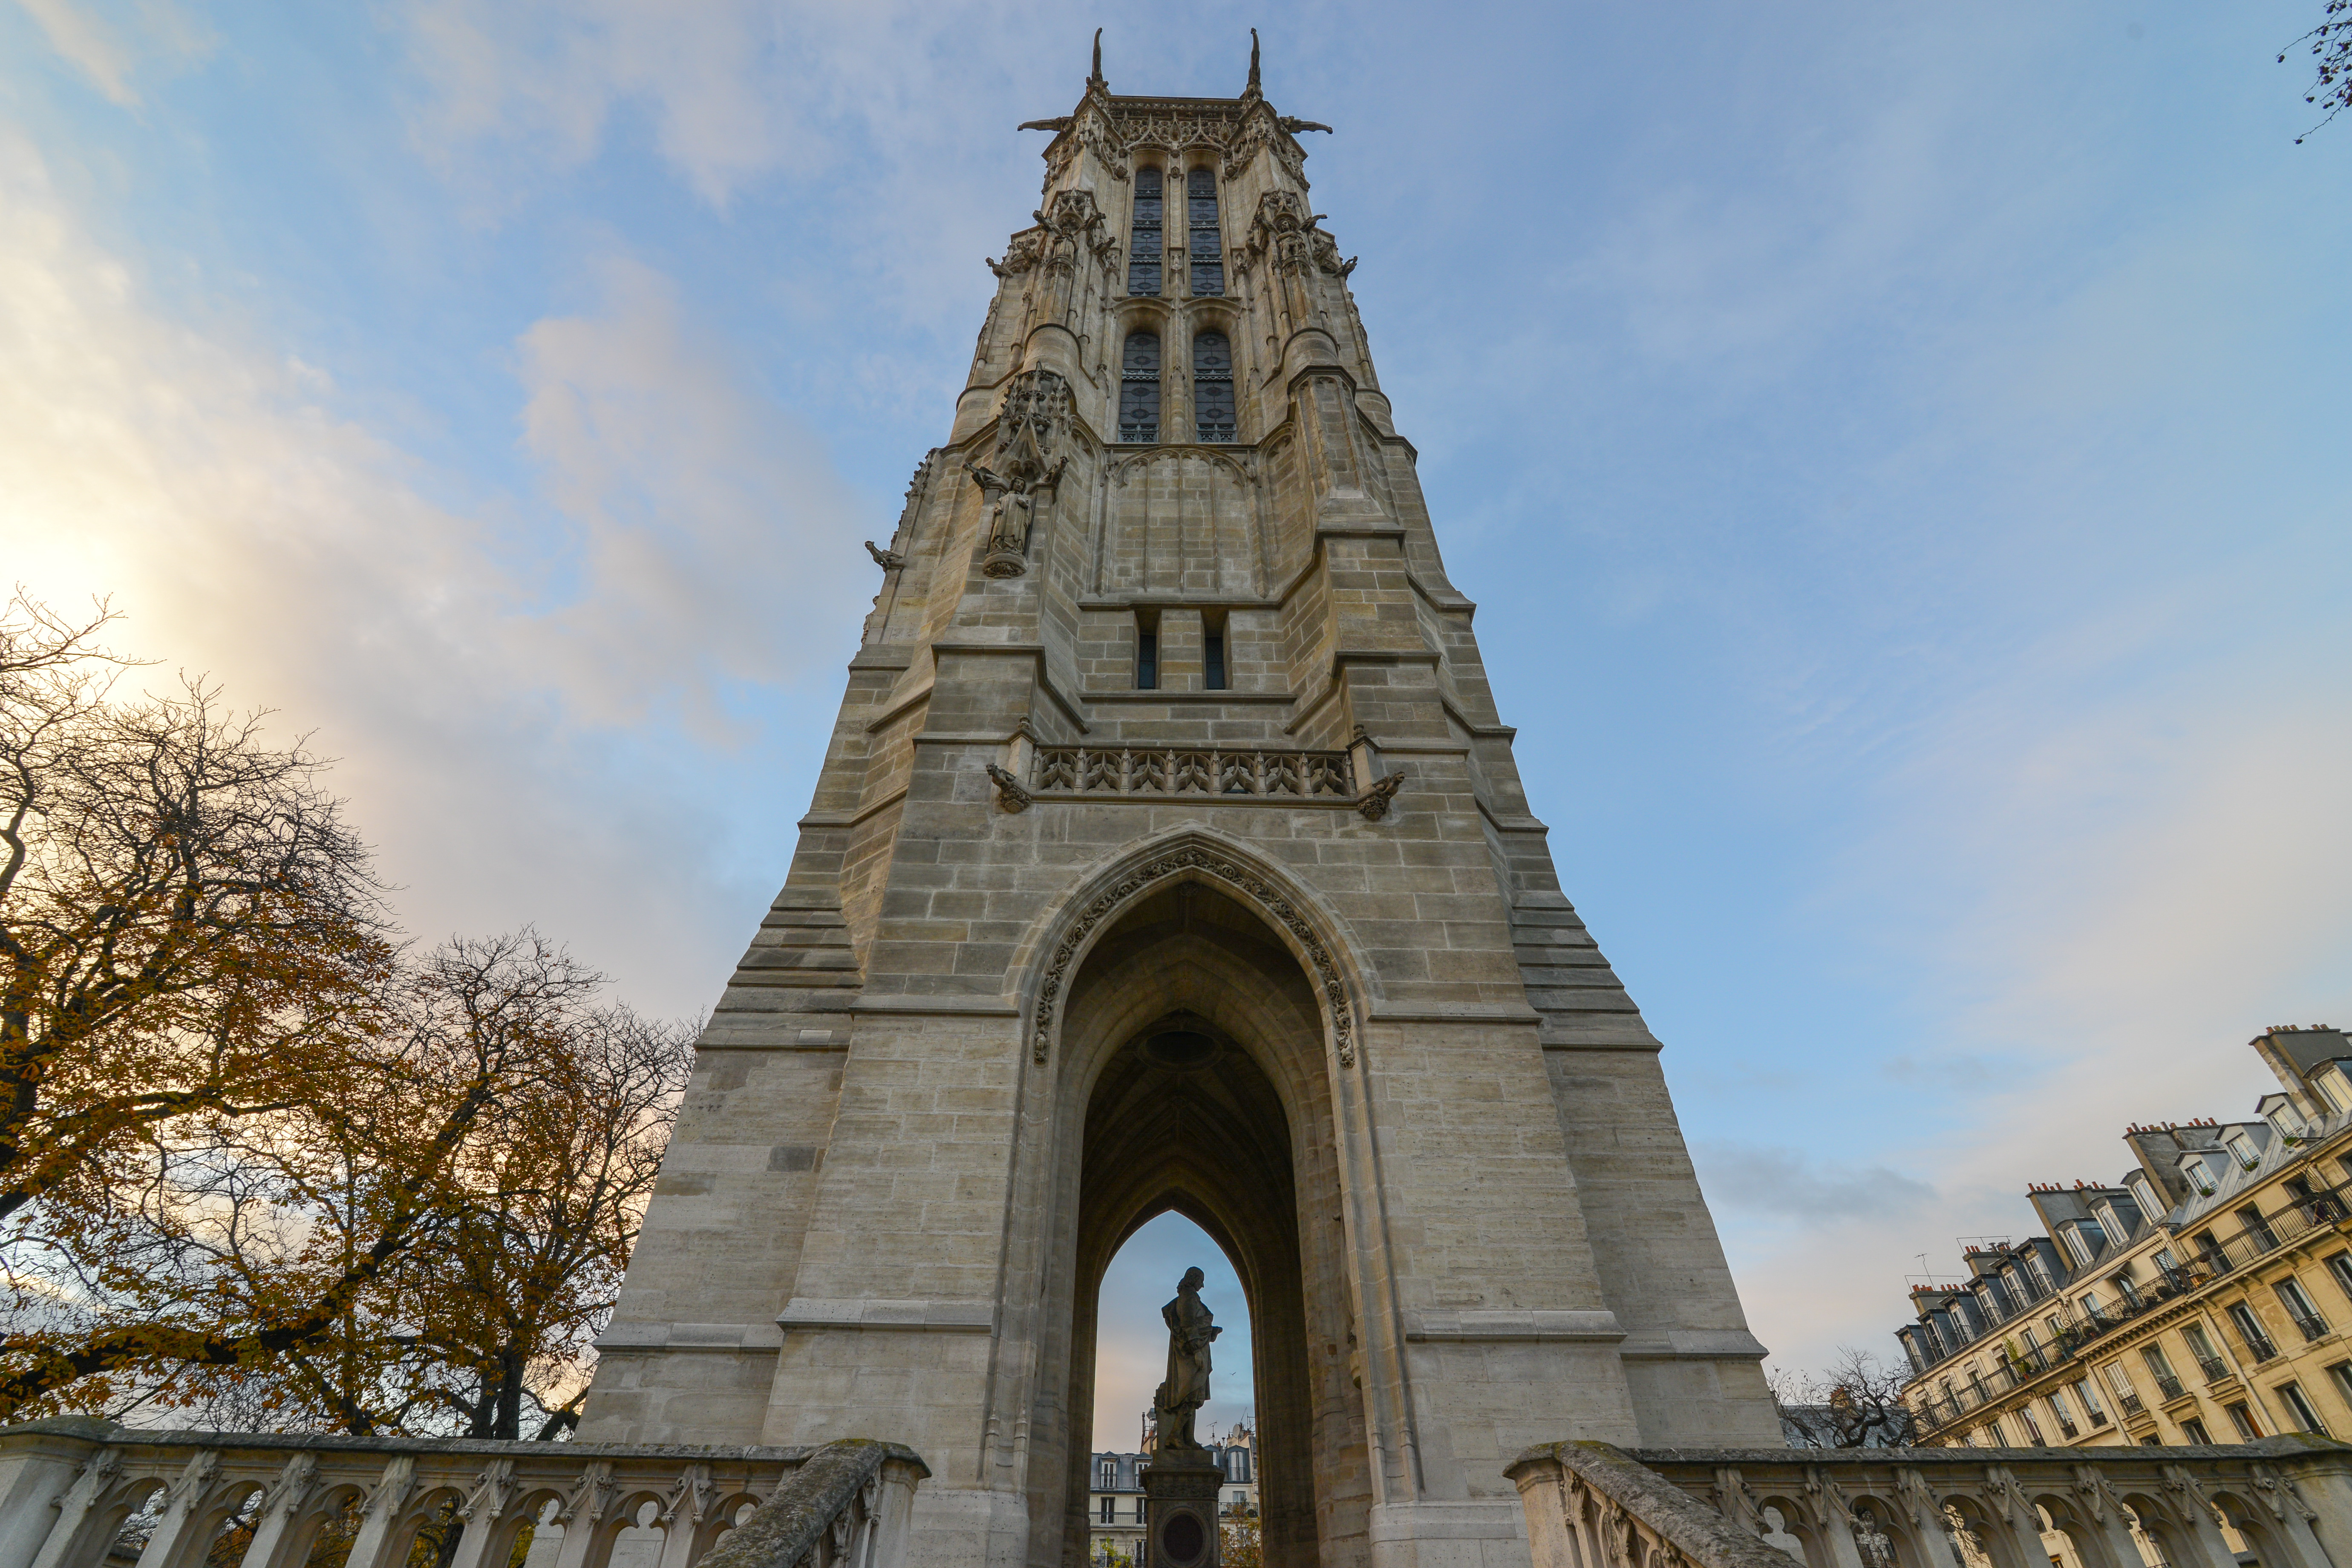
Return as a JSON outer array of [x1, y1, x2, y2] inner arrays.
[[1089, 26, 1105, 92], [1246, 28, 1261, 95]]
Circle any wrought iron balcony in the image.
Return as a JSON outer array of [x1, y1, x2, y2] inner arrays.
[[2193, 1352, 2231, 1383], [2152, 1373, 2186, 1401]]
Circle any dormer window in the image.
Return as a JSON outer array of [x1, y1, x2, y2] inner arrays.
[[2129, 1176, 2164, 1220], [2315, 1064, 2352, 1113], [2270, 1101, 2309, 1139], [2185, 1156, 2218, 1196], [2226, 1131, 2260, 1170], [2064, 1221, 2105, 1268], [2094, 1201, 2130, 1242]]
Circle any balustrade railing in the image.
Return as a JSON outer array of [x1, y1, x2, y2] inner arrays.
[[0, 1421, 925, 1568], [1032, 746, 1354, 800], [1513, 1440, 2352, 1568]]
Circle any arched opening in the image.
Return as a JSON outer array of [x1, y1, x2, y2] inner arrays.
[[1038, 870, 1370, 1568], [1087, 1213, 1257, 1566], [1095, 1212, 1256, 1448]]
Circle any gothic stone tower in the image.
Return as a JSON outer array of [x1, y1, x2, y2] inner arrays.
[[577, 38, 1780, 1568]]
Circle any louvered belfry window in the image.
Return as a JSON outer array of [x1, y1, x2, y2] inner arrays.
[[1119, 331, 1161, 443], [1128, 167, 1162, 297], [1186, 167, 1223, 296], [1193, 330, 1234, 443]]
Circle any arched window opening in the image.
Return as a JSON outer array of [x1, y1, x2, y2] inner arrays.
[[1192, 330, 1234, 443], [1120, 331, 1161, 443], [1129, 167, 1163, 297], [1186, 167, 1223, 296]]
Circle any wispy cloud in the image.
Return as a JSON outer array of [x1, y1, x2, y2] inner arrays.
[[12, 0, 211, 105], [1695, 1144, 1938, 1223], [0, 122, 867, 1017]]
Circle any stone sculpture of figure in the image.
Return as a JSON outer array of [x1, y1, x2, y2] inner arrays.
[[967, 455, 1064, 577], [1153, 1266, 1222, 1451]]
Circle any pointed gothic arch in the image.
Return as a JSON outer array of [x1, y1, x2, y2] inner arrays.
[[1016, 827, 1373, 1072], [995, 830, 1389, 1568]]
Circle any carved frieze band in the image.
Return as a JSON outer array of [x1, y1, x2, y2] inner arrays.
[[1029, 844, 1357, 1069], [1035, 746, 1353, 799]]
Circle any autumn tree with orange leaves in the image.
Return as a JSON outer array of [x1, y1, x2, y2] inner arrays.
[[0, 593, 689, 1435]]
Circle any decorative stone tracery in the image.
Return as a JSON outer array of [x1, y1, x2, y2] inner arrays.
[[1029, 842, 1358, 1068]]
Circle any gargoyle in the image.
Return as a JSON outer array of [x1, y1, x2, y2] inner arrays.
[[864, 540, 906, 570], [984, 763, 1033, 813], [1356, 769, 1406, 822], [1278, 117, 1334, 134], [1017, 118, 1072, 133]]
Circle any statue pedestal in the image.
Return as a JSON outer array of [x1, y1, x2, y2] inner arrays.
[[1142, 1448, 1222, 1568]]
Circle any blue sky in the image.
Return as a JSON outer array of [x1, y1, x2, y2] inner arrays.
[[4, 0, 2349, 1439]]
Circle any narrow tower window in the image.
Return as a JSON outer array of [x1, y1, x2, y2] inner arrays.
[[1128, 167, 1162, 297], [1186, 167, 1223, 296], [1193, 330, 1235, 443], [1119, 331, 1161, 443], [1203, 610, 1228, 690], [1135, 611, 1159, 690]]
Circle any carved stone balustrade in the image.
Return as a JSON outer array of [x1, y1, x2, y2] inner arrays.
[[0, 1420, 925, 1568], [1031, 745, 1355, 802], [1509, 1441, 2352, 1568]]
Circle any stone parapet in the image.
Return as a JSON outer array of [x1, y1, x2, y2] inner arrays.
[[0, 1421, 924, 1568], [1510, 1440, 2352, 1568]]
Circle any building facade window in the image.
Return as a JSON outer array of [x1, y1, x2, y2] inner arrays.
[[1129, 168, 1162, 296], [2277, 1380, 2329, 1435], [1192, 330, 1235, 442], [1120, 331, 1162, 442], [2182, 1320, 2229, 1381], [2240, 1202, 2280, 1250], [2276, 1276, 2330, 1340], [1203, 611, 1227, 690], [2140, 1345, 2185, 1401], [2073, 1377, 2108, 1424], [2180, 1417, 2213, 1444], [2227, 1401, 2263, 1439], [1100, 1495, 1115, 1524], [2230, 1300, 2282, 1361], [1186, 167, 1223, 296], [2102, 1361, 2143, 1415], [2327, 1360, 2352, 1409]]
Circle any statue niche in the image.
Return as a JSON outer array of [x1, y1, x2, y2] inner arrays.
[[967, 369, 1073, 579]]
